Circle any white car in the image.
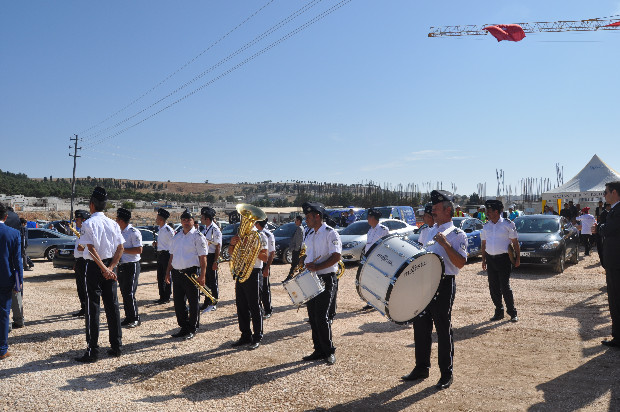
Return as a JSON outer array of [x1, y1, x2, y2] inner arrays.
[[340, 219, 416, 263]]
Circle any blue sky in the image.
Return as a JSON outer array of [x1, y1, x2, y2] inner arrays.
[[2, 0, 620, 197]]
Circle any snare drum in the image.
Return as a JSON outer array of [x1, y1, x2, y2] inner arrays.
[[283, 269, 325, 306], [357, 234, 444, 324]]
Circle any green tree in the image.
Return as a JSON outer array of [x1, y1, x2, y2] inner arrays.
[[122, 201, 136, 209]]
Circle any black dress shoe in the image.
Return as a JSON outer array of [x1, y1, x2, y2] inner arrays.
[[436, 374, 453, 390], [126, 320, 141, 329], [362, 304, 373, 310], [401, 368, 429, 381], [184, 332, 195, 341], [107, 347, 122, 357], [302, 351, 325, 361], [602, 339, 620, 348], [200, 301, 210, 311], [231, 338, 252, 347], [490, 313, 505, 321], [121, 318, 131, 326], [510, 316, 519, 323], [171, 329, 190, 338], [263, 313, 272, 320], [72, 310, 85, 317], [248, 341, 260, 350], [75, 352, 98, 363], [326, 353, 336, 365], [12, 323, 24, 329]]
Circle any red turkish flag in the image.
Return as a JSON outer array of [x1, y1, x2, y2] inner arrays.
[[604, 21, 620, 27], [483, 24, 526, 42]]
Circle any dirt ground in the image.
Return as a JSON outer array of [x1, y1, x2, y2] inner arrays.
[[1, 248, 619, 411]]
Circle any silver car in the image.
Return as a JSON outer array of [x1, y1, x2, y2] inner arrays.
[[27, 228, 77, 261], [340, 219, 416, 263]]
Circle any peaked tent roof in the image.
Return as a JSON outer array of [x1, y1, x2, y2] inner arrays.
[[543, 155, 620, 201]]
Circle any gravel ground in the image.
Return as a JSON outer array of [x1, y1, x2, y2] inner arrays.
[[2, 249, 619, 411]]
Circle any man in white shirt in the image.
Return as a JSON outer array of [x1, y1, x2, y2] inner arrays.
[[481, 200, 520, 323], [255, 218, 275, 319], [300, 202, 342, 365], [154, 208, 175, 304], [76, 187, 125, 363], [166, 210, 207, 341], [576, 207, 596, 256], [199, 207, 222, 312], [116, 208, 143, 329], [365, 208, 389, 254], [72, 209, 90, 317]]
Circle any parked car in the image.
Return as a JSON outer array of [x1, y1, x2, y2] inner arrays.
[[52, 228, 158, 269], [358, 206, 417, 226], [513, 214, 579, 273], [340, 219, 416, 263], [273, 222, 307, 264], [27, 228, 76, 261], [406, 217, 484, 258]]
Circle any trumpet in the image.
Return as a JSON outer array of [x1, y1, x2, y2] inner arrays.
[[184, 272, 218, 305]]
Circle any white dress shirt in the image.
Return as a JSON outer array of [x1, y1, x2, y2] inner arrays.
[[170, 227, 208, 270], [74, 225, 85, 259], [481, 217, 518, 255], [303, 222, 342, 275], [576, 214, 596, 235], [78, 212, 125, 260], [418, 224, 436, 246], [262, 227, 276, 254], [365, 223, 389, 253], [120, 224, 142, 263], [423, 221, 467, 276], [251, 228, 269, 269], [201, 222, 222, 254], [157, 224, 175, 252]]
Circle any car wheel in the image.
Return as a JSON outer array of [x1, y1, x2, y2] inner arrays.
[[284, 248, 293, 265], [221, 246, 230, 261], [45, 246, 58, 261], [569, 245, 579, 264], [553, 249, 566, 273]]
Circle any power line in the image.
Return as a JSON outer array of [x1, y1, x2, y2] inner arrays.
[[81, 0, 325, 144], [77, 0, 275, 137], [83, 0, 352, 150]]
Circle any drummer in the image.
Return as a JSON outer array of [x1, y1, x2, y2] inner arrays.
[[402, 190, 467, 390], [361, 208, 390, 310], [418, 203, 435, 245]]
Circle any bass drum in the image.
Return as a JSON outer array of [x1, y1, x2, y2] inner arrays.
[[356, 234, 444, 324]]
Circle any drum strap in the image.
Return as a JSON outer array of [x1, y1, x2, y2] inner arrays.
[[425, 225, 457, 247]]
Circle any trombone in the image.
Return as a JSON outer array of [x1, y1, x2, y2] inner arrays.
[[184, 272, 218, 305]]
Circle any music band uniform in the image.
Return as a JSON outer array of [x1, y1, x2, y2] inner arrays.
[[288, 217, 304, 279], [231, 228, 268, 348], [116, 208, 142, 328], [365, 209, 389, 254], [302, 202, 341, 364], [405, 191, 467, 389], [155, 208, 174, 304], [258, 221, 275, 318], [167, 210, 207, 340], [481, 200, 519, 322], [73, 209, 90, 317], [200, 207, 222, 310], [76, 187, 125, 362]]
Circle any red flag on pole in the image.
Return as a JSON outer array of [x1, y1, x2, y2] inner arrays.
[[604, 21, 620, 27], [483, 24, 526, 42]]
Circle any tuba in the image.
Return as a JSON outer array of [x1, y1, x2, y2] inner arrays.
[[230, 204, 267, 283]]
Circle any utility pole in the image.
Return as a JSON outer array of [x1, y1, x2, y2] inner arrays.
[[69, 134, 81, 225]]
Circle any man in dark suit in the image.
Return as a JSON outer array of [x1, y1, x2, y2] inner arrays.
[[0, 202, 23, 360], [4, 207, 24, 331], [601, 181, 620, 348]]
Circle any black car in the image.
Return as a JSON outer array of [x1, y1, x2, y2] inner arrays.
[[53, 228, 158, 269], [273, 222, 306, 264], [514, 214, 579, 273]]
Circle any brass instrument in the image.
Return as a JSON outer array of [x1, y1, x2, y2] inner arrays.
[[184, 272, 218, 304], [230, 204, 267, 283], [336, 260, 345, 279], [294, 244, 345, 279], [69, 222, 81, 237]]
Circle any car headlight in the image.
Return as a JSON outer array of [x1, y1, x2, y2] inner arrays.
[[343, 241, 360, 249], [541, 241, 561, 250]]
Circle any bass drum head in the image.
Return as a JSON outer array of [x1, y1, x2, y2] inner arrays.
[[385, 252, 444, 323]]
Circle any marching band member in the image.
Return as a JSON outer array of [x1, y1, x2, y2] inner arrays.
[[286, 216, 304, 281], [402, 190, 467, 389], [72, 209, 90, 317], [481, 199, 520, 323], [361, 208, 390, 310], [166, 210, 207, 340], [228, 221, 268, 350], [154, 208, 174, 304], [255, 218, 275, 319], [115, 208, 143, 328], [199, 207, 221, 312], [300, 202, 341, 365], [76, 187, 125, 363], [418, 203, 435, 245]]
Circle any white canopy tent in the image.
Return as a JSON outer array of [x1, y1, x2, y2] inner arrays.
[[542, 154, 620, 203]]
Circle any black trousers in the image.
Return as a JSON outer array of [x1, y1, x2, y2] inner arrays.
[[596, 234, 604, 267], [74, 257, 87, 311], [156, 251, 171, 301], [328, 277, 339, 320], [172, 268, 200, 333], [581, 234, 593, 256], [307, 272, 336, 356], [486, 252, 517, 317], [118, 262, 141, 322], [235, 268, 263, 343], [607, 267, 620, 339], [288, 249, 301, 277], [84, 259, 122, 355], [260, 269, 272, 315], [202, 253, 218, 305], [412, 275, 455, 375]]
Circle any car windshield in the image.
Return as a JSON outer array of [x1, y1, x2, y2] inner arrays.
[[452, 218, 467, 228], [222, 223, 238, 235], [514, 217, 559, 233], [140, 229, 154, 242], [340, 221, 371, 235], [273, 223, 297, 237]]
